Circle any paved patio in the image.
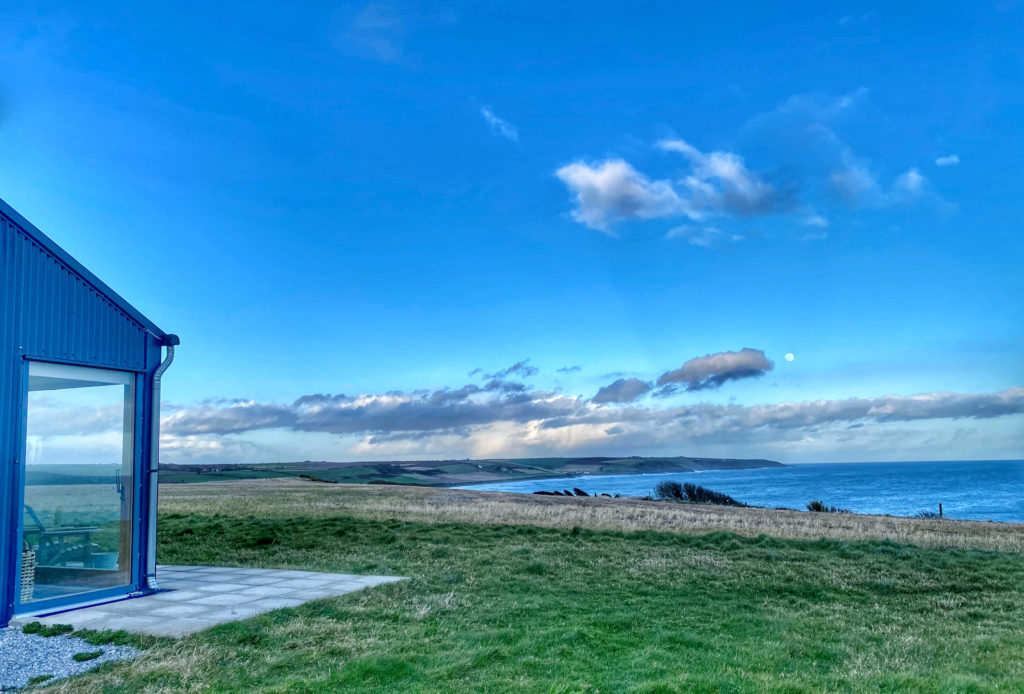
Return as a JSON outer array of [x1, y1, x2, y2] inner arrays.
[[10, 565, 406, 637]]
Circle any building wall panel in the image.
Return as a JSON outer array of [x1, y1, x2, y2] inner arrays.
[[2, 204, 166, 627], [2, 212, 148, 371]]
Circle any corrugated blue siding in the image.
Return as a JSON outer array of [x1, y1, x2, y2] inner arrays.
[[1, 204, 165, 628], [0, 202, 19, 628], [2, 212, 149, 370]]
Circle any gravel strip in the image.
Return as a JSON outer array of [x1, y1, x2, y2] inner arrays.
[[0, 628, 138, 691]]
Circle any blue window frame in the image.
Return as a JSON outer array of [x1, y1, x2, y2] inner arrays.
[[12, 358, 147, 616]]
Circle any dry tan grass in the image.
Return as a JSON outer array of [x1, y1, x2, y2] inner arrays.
[[159, 478, 1024, 553]]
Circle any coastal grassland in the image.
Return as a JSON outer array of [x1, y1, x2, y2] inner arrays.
[[38, 482, 1024, 693], [160, 478, 1023, 552]]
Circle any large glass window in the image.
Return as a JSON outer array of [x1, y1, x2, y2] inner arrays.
[[19, 362, 135, 604]]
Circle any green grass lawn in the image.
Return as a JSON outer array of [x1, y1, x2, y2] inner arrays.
[[44, 501, 1024, 693]]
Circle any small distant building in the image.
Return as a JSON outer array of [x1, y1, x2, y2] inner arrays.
[[1, 198, 178, 628]]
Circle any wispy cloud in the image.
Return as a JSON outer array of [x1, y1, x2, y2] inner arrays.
[[479, 106, 518, 142], [935, 154, 960, 167], [486, 359, 538, 380], [656, 348, 774, 393], [158, 377, 1024, 462], [665, 225, 742, 247], [592, 378, 652, 404], [657, 138, 783, 216], [555, 159, 688, 233], [894, 167, 926, 196], [838, 11, 877, 28], [556, 89, 947, 235], [555, 139, 787, 233], [744, 89, 945, 211], [336, 1, 456, 64], [44, 348, 1005, 463]]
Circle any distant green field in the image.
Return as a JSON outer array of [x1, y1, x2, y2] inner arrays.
[[307, 466, 379, 481], [25, 464, 122, 486], [377, 475, 432, 485], [436, 464, 480, 474], [156, 456, 784, 488], [159, 469, 293, 484]]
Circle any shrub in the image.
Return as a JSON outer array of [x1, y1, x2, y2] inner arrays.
[[298, 474, 336, 484], [807, 500, 851, 514], [248, 531, 277, 547], [22, 622, 73, 637], [654, 480, 685, 501], [73, 650, 104, 662], [655, 481, 745, 506], [572, 487, 589, 497], [682, 483, 745, 507], [914, 510, 941, 519]]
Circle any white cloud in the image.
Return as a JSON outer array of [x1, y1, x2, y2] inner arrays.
[[656, 348, 774, 391], [831, 163, 932, 206], [340, 2, 408, 62], [665, 225, 741, 247], [658, 138, 780, 216], [479, 106, 518, 143], [894, 167, 926, 196], [555, 159, 690, 233], [336, 1, 457, 64], [555, 139, 785, 232], [804, 214, 829, 228], [742, 89, 949, 213], [829, 163, 884, 204], [157, 380, 1024, 464], [935, 154, 960, 167], [556, 89, 951, 236], [592, 378, 652, 404]]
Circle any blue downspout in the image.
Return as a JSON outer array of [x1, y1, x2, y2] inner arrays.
[[144, 334, 179, 591]]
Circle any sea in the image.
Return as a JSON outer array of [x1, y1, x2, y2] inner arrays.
[[461, 460, 1024, 523]]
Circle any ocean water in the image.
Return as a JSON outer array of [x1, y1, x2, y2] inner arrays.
[[462, 460, 1024, 523]]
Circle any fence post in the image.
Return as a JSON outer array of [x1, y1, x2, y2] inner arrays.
[[939, 503, 943, 518]]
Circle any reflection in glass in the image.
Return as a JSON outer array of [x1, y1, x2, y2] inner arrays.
[[20, 362, 135, 604]]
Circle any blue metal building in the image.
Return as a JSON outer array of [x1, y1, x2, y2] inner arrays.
[[1, 197, 177, 629]]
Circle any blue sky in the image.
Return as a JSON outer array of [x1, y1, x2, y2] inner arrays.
[[2, 1, 1022, 463]]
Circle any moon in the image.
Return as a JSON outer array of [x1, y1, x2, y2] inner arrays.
[[784, 353, 795, 362]]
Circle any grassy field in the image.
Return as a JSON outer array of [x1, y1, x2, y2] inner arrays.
[[157, 479, 1024, 552], [38, 480, 1024, 693]]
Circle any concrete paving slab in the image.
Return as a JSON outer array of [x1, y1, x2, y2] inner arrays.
[[148, 604, 211, 618], [234, 576, 281, 586], [274, 579, 332, 589], [148, 590, 208, 602], [237, 585, 296, 597], [191, 583, 255, 594], [10, 566, 406, 637], [190, 593, 257, 607]]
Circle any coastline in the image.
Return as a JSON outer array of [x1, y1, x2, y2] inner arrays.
[[448, 458, 786, 489], [448, 464, 783, 489], [453, 459, 1024, 524]]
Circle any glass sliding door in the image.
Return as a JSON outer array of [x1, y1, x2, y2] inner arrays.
[[19, 362, 135, 605]]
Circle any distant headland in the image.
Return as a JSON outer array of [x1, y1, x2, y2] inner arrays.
[[158, 456, 784, 487]]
